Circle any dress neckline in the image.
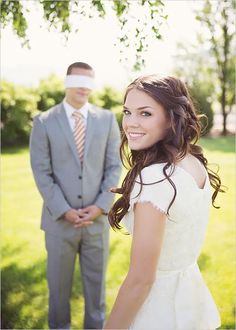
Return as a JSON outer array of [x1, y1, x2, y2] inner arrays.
[[146, 162, 209, 192], [175, 165, 208, 191]]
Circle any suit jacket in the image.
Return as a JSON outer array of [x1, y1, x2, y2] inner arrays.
[[30, 102, 122, 237]]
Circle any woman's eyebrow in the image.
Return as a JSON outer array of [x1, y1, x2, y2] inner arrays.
[[123, 106, 153, 111]]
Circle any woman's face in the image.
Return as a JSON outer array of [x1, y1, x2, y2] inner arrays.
[[122, 88, 170, 150]]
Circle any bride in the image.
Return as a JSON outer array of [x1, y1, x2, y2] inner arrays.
[[103, 75, 223, 330]]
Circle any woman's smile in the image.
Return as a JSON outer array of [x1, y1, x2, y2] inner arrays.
[[127, 132, 146, 140], [123, 88, 170, 150]]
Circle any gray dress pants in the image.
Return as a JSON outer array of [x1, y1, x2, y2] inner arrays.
[[45, 227, 109, 329]]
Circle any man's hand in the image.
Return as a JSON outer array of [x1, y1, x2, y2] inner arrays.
[[63, 209, 93, 228], [73, 205, 103, 228]]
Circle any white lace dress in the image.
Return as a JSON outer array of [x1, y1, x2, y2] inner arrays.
[[121, 163, 221, 330]]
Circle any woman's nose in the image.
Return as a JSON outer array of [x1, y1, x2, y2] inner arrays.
[[124, 114, 140, 128]]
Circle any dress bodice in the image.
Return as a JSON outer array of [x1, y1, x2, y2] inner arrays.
[[122, 163, 212, 271], [122, 163, 221, 329]]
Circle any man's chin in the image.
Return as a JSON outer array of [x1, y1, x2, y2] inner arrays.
[[75, 97, 88, 104]]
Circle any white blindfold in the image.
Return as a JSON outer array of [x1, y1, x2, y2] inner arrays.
[[65, 75, 95, 90]]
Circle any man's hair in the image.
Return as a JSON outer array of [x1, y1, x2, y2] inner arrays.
[[66, 62, 93, 75]]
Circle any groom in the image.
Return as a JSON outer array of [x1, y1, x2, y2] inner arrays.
[[30, 62, 121, 329]]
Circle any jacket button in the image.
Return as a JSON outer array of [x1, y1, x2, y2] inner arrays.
[[78, 176, 82, 179], [77, 195, 82, 199]]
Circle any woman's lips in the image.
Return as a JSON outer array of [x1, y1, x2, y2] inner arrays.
[[127, 132, 145, 140]]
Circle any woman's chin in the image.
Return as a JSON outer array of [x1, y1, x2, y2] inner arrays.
[[128, 143, 140, 150], [128, 143, 146, 151], [128, 142, 156, 151]]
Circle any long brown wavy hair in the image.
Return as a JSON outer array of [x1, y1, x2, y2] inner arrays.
[[108, 75, 225, 230]]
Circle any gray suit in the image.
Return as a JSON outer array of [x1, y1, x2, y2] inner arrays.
[[30, 103, 121, 329]]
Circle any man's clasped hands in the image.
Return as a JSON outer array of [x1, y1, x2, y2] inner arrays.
[[63, 205, 103, 228]]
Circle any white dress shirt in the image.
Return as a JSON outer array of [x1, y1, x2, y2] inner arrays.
[[63, 99, 89, 131]]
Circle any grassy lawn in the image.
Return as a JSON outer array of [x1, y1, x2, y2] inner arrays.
[[1, 136, 235, 329]]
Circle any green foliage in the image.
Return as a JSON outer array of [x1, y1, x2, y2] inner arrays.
[[1, 81, 39, 146], [90, 86, 122, 109], [89, 86, 123, 127], [188, 81, 214, 135], [0, 0, 29, 46], [174, 57, 215, 135], [174, 0, 235, 135], [0, 77, 124, 145], [41, 0, 70, 34], [37, 74, 64, 111], [91, 0, 106, 17], [0, 0, 166, 70], [225, 56, 235, 110], [174, 46, 216, 95], [195, 0, 235, 135]]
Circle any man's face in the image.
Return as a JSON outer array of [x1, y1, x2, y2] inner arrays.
[[65, 67, 95, 107]]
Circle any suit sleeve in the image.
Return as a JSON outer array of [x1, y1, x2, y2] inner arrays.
[[95, 112, 122, 213], [30, 115, 71, 220]]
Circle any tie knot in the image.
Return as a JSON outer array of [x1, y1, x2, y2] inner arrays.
[[72, 110, 83, 120]]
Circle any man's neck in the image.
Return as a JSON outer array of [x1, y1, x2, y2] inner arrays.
[[65, 98, 86, 110]]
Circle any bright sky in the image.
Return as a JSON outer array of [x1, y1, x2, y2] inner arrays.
[[1, 0, 203, 90]]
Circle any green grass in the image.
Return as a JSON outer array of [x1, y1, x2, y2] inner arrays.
[[1, 136, 235, 329]]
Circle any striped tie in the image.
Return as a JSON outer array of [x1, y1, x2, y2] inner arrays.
[[72, 110, 85, 162]]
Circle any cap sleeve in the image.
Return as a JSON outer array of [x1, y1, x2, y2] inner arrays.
[[129, 164, 175, 215]]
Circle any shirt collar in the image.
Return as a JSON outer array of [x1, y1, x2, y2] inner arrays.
[[63, 99, 89, 119]]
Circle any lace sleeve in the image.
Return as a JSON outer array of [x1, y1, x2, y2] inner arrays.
[[129, 164, 175, 215]]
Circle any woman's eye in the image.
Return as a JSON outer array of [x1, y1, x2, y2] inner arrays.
[[141, 111, 151, 117], [123, 109, 130, 115]]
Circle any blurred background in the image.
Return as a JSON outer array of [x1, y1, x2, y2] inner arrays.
[[1, 0, 235, 329]]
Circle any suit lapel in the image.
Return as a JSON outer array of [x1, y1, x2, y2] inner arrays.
[[55, 103, 82, 167], [83, 106, 98, 161]]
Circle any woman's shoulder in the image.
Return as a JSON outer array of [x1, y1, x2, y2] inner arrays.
[[138, 162, 173, 184], [130, 162, 176, 214]]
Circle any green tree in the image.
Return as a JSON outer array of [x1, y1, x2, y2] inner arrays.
[[174, 48, 215, 135], [36, 76, 125, 125], [0, 0, 167, 70], [196, 0, 235, 135], [0, 78, 124, 147], [1, 80, 39, 145], [89, 86, 122, 109], [37, 74, 64, 111], [89, 86, 123, 127], [188, 81, 214, 136]]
